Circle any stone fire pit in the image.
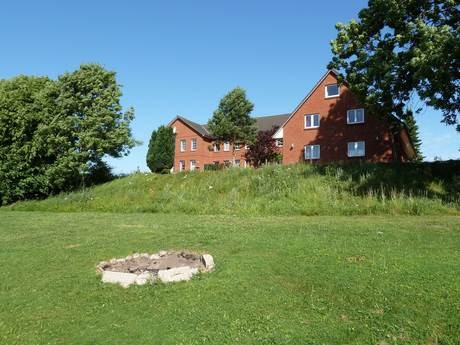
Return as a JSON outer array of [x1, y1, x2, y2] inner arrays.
[[97, 250, 214, 288]]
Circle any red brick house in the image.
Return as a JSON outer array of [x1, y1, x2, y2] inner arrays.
[[169, 70, 414, 171]]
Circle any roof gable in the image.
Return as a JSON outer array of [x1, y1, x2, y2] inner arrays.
[[278, 70, 341, 129], [169, 116, 213, 139]]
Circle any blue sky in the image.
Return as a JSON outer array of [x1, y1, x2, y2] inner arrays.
[[1, 1, 458, 173]]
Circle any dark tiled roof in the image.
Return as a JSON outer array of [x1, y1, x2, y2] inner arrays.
[[254, 114, 290, 131], [176, 116, 213, 138], [173, 113, 290, 138]]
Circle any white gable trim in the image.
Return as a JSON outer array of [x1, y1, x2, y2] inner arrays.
[[272, 127, 283, 139]]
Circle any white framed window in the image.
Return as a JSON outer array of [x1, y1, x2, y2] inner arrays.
[[234, 159, 240, 166], [190, 160, 197, 171], [325, 84, 340, 98], [347, 141, 365, 157], [223, 141, 230, 152], [234, 143, 241, 151], [213, 143, 219, 152], [304, 145, 320, 160], [191, 138, 197, 151], [275, 138, 283, 147], [180, 139, 186, 152], [347, 108, 365, 124], [304, 114, 320, 129], [179, 160, 185, 171]]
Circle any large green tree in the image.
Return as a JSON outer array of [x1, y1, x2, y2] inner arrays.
[[0, 64, 136, 205], [146, 125, 175, 173], [329, 0, 460, 131], [207, 87, 256, 162]]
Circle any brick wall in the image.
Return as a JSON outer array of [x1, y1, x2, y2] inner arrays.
[[282, 72, 395, 164], [171, 119, 248, 171]]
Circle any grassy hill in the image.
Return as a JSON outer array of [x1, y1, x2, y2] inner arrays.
[[2, 163, 460, 344], [8, 161, 460, 215]]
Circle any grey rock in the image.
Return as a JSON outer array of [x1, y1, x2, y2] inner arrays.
[[158, 266, 198, 283], [102, 271, 138, 288], [201, 254, 215, 271], [158, 250, 167, 257], [150, 254, 160, 260], [135, 272, 152, 285]]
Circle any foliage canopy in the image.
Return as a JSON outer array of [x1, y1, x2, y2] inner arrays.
[[0, 64, 136, 205], [207, 87, 256, 154], [329, 0, 460, 131], [146, 125, 175, 173]]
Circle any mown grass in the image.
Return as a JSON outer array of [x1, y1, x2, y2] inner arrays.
[[8, 162, 460, 216], [0, 212, 459, 344]]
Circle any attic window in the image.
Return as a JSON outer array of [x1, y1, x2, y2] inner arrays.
[[325, 84, 340, 98]]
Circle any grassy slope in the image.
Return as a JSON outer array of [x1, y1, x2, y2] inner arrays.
[[0, 212, 459, 344], [7, 163, 460, 215]]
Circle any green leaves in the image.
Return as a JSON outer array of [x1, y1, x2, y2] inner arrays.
[[207, 87, 256, 146], [146, 126, 175, 173], [0, 64, 137, 205], [329, 0, 459, 131]]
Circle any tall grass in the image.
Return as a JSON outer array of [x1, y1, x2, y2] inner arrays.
[[7, 162, 460, 215]]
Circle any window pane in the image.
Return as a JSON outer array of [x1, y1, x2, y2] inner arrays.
[[347, 110, 354, 123], [305, 145, 320, 159], [306, 115, 311, 127], [305, 146, 310, 159], [313, 115, 320, 127], [348, 141, 365, 157], [356, 109, 364, 122], [313, 145, 320, 158], [327, 84, 339, 97]]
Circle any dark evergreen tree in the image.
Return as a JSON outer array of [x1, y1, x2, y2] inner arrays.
[[405, 113, 424, 162], [146, 125, 175, 173]]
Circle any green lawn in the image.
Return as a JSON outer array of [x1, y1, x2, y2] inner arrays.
[[1, 211, 459, 344]]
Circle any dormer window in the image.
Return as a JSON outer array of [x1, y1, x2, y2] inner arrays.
[[325, 84, 340, 98]]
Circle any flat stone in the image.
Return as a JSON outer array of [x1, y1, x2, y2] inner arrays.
[[158, 250, 167, 257], [140, 253, 149, 258], [150, 254, 160, 260], [116, 258, 125, 263], [135, 272, 153, 285], [158, 266, 198, 283], [132, 253, 140, 259], [102, 271, 138, 288], [125, 255, 133, 260], [201, 254, 214, 271]]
